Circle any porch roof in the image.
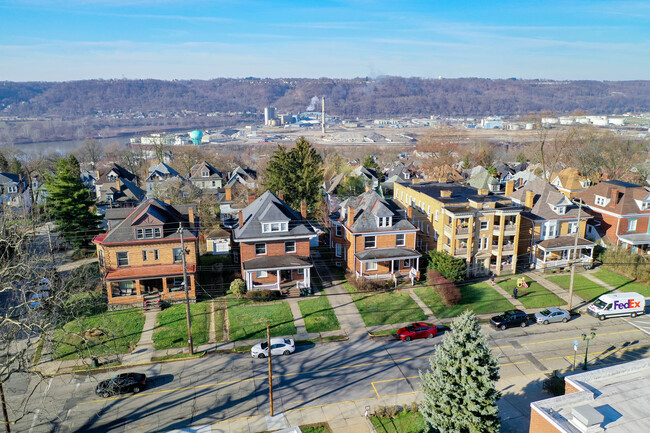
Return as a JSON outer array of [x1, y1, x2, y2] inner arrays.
[[536, 236, 594, 252], [242, 255, 312, 271], [106, 264, 196, 281], [355, 247, 421, 262], [617, 233, 650, 246]]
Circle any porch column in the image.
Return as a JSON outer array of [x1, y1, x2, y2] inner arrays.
[[135, 280, 142, 297], [304, 267, 309, 287], [162, 278, 168, 296], [190, 275, 196, 297], [276, 270, 281, 290], [416, 257, 419, 272], [245, 271, 252, 290], [391, 260, 394, 274]]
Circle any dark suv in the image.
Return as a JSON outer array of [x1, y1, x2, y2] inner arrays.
[[490, 310, 529, 330]]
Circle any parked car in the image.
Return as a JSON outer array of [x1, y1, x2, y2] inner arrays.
[[535, 308, 571, 325], [397, 322, 438, 341], [95, 373, 147, 398], [490, 310, 529, 330], [251, 338, 295, 358]]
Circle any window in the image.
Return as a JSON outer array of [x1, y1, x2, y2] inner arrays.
[[642, 202, 650, 210], [364, 236, 376, 249], [212, 181, 216, 187], [335, 224, 342, 237], [426, 225, 430, 235], [377, 216, 392, 227], [595, 195, 607, 206], [335, 243, 342, 257], [365, 262, 378, 271], [480, 237, 488, 250], [396, 233, 405, 246], [118, 281, 134, 292], [400, 191, 404, 201], [202, 170, 209, 177], [99, 250, 104, 267], [628, 219, 637, 232], [568, 221, 579, 234], [255, 243, 267, 255], [297, 268, 305, 276], [434, 229, 438, 241], [256, 271, 268, 278], [403, 259, 411, 268], [480, 220, 489, 231], [285, 241, 296, 254], [543, 222, 557, 239], [136, 227, 162, 239], [435, 210, 439, 222], [171, 277, 184, 289], [427, 205, 431, 216], [262, 222, 288, 233], [106, 193, 114, 201], [142, 250, 147, 261], [173, 247, 184, 263], [117, 252, 129, 267]]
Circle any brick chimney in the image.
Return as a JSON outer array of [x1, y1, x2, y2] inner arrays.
[[407, 205, 413, 221], [348, 206, 355, 225], [440, 190, 452, 198], [238, 210, 244, 227], [609, 188, 619, 208], [504, 180, 514, 197], [412, 178, 422, 184], [188, 206, 195, 230], [300, 200, 307, 220], [278, 190, 284, 200], [365, 184, 372, 192], [525, 190, 535, 209], [225, 186, 232, 201], [247, 192, 256, 205]]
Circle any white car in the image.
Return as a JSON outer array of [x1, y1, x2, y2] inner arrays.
[[251, 338, 295, 358]]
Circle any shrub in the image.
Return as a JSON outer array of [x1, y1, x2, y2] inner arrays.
[[433, 277, 462, 306], [427, 250, 466, 282], [244, 289, 281, 302], [346, 273, 392, 292], [374, 406, 387, 418], [373, 405, 402, 418], [230, 279, 247, 298], [409, 401, 419, 413], [426, 268, 441, 283], [601, 244, 650, 283]]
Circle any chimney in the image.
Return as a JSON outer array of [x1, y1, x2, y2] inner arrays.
[[225, 186, 232, 202], [238, 210, 244, 227], [348, 206, 355, 226], [478, 188, 489, 196], [300, 200, 307, 220], [188, 206, 195, 230], [505, 180, 514, 197], [412, 178, 422, 184], [365, 184, 372, 192], [247, 192, 256, 205], [525, 190, 535, 208], [164, 198, 171, 205], [440, 190, 452, 198], [407, 205, 413, 221], [609, 188, 619, 207], [278, 190, 284, 200]]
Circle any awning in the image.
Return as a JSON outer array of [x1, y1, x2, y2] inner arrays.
[[355, 247, 421, 262], [617, 233, 650, 246], [242, 255, 312, 271], [536, 236, 594, 252], [106, 264, 196, 281]]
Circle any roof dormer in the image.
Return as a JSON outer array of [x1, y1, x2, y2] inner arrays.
[[635, 194, 650, 211], [594, 194, 611, 207]]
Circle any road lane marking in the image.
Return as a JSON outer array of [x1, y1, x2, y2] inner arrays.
[[489, 328, 642, 350]]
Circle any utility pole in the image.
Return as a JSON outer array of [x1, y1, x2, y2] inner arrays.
[[178, 223, 194, 355], [267, 324, 274, 416], [567, 198, 583, 312]]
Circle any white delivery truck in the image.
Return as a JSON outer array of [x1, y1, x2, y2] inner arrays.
[[587, 292, 646, 321]]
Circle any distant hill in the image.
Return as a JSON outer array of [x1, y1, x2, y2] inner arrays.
[[2, 77, 650, 118]]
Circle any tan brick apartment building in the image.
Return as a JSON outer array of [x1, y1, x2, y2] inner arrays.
[[329, 190, 420, 279], [93, 199, 198, 309], [393, 181, 523, 277]]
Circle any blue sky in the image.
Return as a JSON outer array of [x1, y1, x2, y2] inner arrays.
[[1, 0, 648, 81]]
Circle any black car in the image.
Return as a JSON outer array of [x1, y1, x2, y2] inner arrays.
[[490, 310, 529, 330], [95, 373, 147, 398]]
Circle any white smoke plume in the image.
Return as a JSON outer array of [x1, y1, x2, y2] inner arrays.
[[306, 96, 320, 112]]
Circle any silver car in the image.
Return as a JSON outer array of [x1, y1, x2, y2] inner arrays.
[[251, 338, 295, 358], [534, 307, 570, 325]]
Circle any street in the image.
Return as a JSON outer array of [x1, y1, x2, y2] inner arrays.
[[6, 312, 650, 433]]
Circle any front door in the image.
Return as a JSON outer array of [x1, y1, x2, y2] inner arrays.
[[281, 270, 292, 282], [141, 279, 161, 294]]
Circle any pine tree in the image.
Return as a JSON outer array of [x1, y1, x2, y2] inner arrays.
[[419, 311, 500, 433], [45, 155, 102, 248]]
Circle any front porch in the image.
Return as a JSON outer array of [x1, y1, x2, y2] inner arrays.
[[533, 236, 595, 270], [354, 247, 421, 280], [242, 255, 313, 295], [618, 233, 650, 254]]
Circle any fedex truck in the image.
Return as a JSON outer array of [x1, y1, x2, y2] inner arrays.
[[587, 292, 646, 321]]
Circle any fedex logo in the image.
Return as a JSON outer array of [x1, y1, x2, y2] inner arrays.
[[613, 299, 641, 310]]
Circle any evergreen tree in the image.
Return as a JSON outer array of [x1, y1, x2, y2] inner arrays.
[[419, 311, 500, 433], [45, 155, 102, 248], [0, 152, 8, 172], [264, 137, 324, 216]]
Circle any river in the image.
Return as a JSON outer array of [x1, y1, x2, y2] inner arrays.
[[6, 135, 134, 155]]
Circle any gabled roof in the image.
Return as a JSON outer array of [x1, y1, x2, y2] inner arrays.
[[234, 190, 316, 241], [324, 173, 345, 195], [0, 172, 22, 185], [468, 171, 500, 190], [550, 167, 589, 191], [189, 161, 223, 180], [579, 180, 650, 216], [97, 163, 136, 184], [510, 179, 587, 221], [337, 190, 416, 233], [146, 163, 182, 182], [352, 166, 379, 181]]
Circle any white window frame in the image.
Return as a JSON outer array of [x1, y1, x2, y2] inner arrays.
[[364, 236, 376, 249], [628, 218, 637, 232], [262, 222, 289, 233], [595, 195, 606, 206], [335, 243, 342, 257], [480, 220, 489, 231], [255, 243, 267, 255], [116, 251, 129, 267], [568, 221, 579, 234], [335, 224, 342, 237], [435, 210, 439, 222], [256, 270, 268, 278], [396, 233, 405, 246], [365, 262, 378, 271], [285, 241, 296, 254], [202, 170, 209, 177]]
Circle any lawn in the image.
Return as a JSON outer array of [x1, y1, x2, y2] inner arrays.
[[593, 269, 650, 297], [52, 309, 145, 360], [298, 295, 340, 333], [546, 274, 611, 303], [372, 411, 428, 433], [352, 292, 426, 326], [415, 282, 515, 319], [497, 275, 564, 309], [153, 302, 210, 350], [228, 301, 297, 341]]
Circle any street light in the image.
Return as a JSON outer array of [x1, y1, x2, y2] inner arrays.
[[581, 332, 596, 370]]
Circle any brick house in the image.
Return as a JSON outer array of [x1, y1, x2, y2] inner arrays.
[[578, 180, 650, 253], [330, 189, 421, 279], [233, 191, 316, 294], [93, 199, 198, 309]]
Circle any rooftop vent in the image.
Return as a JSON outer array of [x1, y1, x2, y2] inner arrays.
[[569, 405, 604, 433]]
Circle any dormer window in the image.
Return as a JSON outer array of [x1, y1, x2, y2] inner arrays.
[[552, 205, 566, 215], [595, 195, 608, 206], [136, 227, 162, 239], [641, 202, 650, 210], [202, 170, 209, 177], [377, 216, 392, 227], [106, 193, 114, 201], [262, 222, 288, 233], [107, 174, 117, 181]]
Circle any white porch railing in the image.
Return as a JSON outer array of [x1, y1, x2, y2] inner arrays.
[[251, 283, 281, 291], [535, 255, 592, 269]]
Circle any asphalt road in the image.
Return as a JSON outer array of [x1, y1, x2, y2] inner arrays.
[[7, 313, 650, 433]]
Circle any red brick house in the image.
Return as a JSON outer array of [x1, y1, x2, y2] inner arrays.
[[329, 190, 421, 279], [233, 191, 317, 293], [579, 180, 650, 252], [93, 199, 198, 309]]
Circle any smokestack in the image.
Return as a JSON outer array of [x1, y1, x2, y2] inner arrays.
[[247, 192, 256, 205], [321, 96, 325, 134], [300, 200, 307, 220], [238, 210, 244, 227]]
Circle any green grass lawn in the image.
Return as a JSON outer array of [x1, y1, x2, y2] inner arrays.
[[497, 275, 564, 309], [52, 309, 145, 360], [372, 411, 428, 433], [228, 301, 297, 341], [593, 268, 650, 297], [352, 292, 426, 326], [415, 282, 515, 319], [546, 274, 611, 303], [153, 302, 210, 350], [298, 295, 340, 333]]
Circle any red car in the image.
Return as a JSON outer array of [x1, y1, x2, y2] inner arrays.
[[397, 322, 437, 341]]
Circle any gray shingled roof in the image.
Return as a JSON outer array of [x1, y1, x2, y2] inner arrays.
[[97, 163, 137, 184], [234, 190, 316, 241], [242, 255, 312, 271], [537, 236, 594, 250], [146, 162, 183, 182], [338, 190, 416, 233], [510, 179, 587, 221], [189, 161, 223, 180], [356, 247, 421, 261]]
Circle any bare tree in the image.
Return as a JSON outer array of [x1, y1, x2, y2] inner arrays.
[[78, 139, 104, 168]]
